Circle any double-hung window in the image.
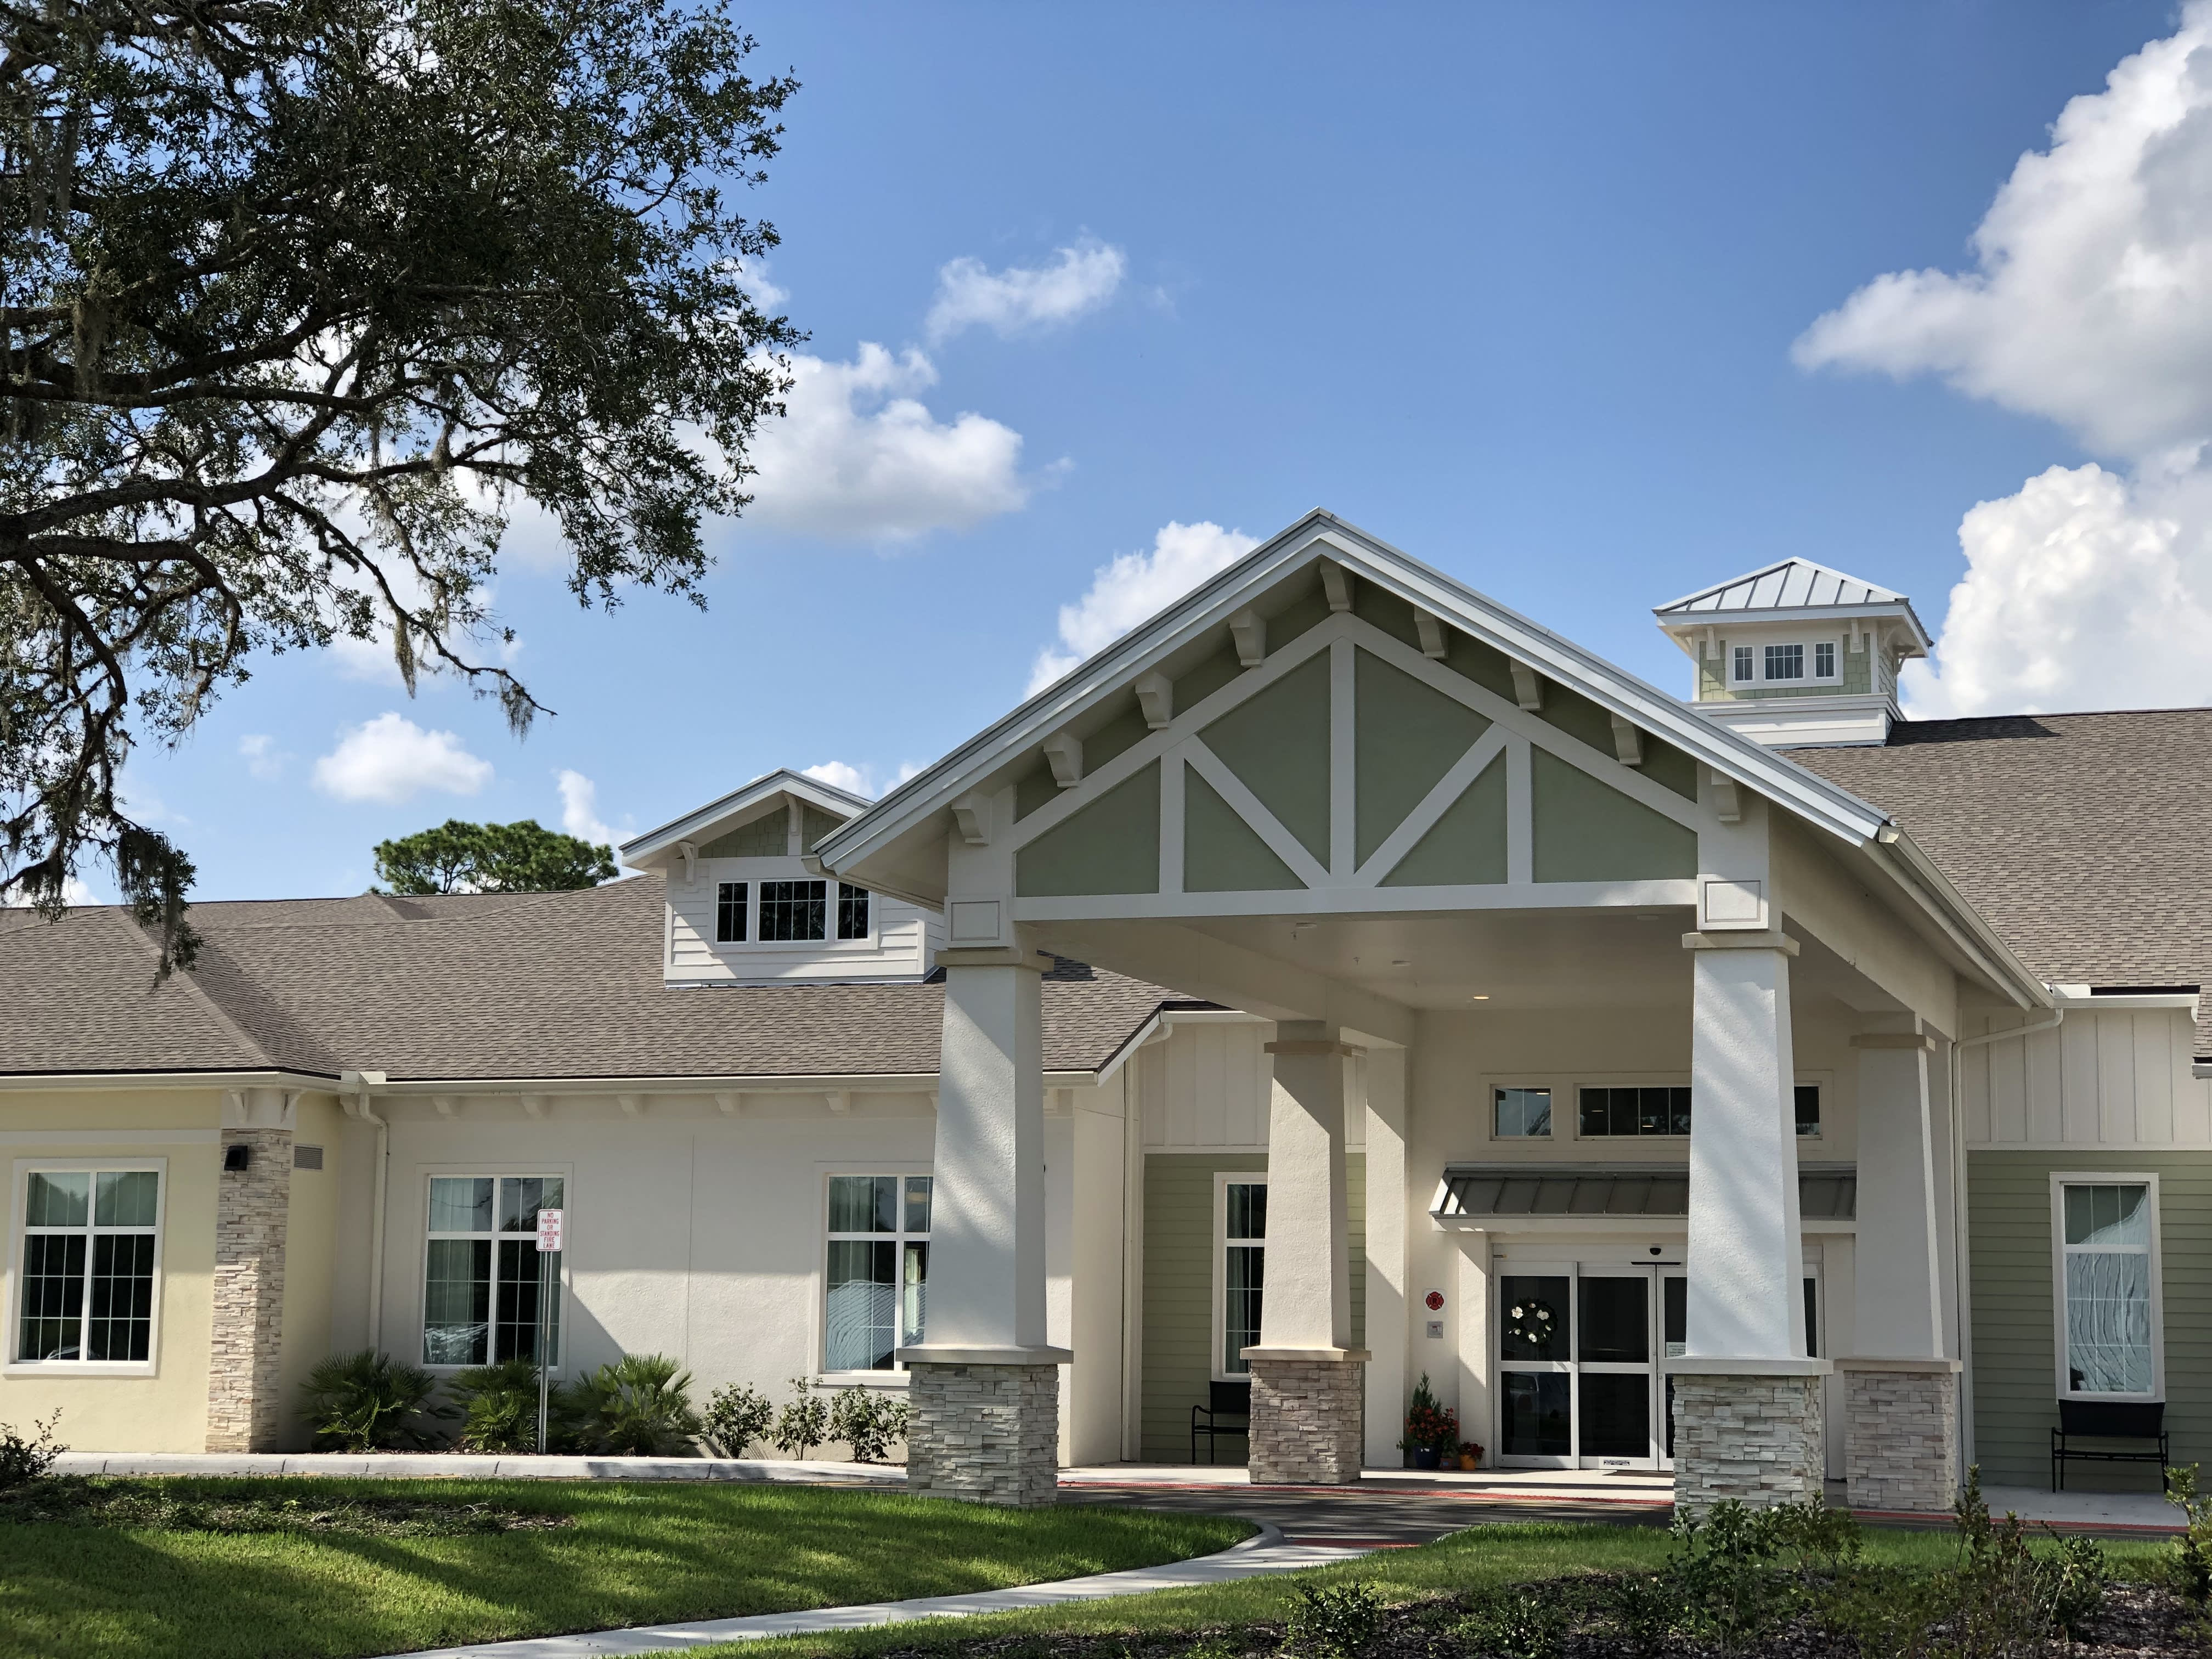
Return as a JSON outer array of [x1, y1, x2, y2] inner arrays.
[[424, 1176, 563, 1367], [2053, 1178, 2161, 1399], [837, 883, 871, 940], [825, 1175, 929, 1371], [15, 1166, 161, 1365], [716, 882, 749, 943], [1731, 646, 1753, 684], [1218, 1178, 1267, 1376], [1764, 643, 1805, 681], [1814, 641, 1837, 679]]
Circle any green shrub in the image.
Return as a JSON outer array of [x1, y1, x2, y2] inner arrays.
[[0, 1410, 63, 1489], [1288, 1580, 1384, 1659], [772, 1376, 830, 1459], [2168, 1463, 2212, 1602], [703, 1381, 775, 1458], [568, 1353, 702, 1455], [300, 1350, 450, 1451], [449, 1357, 569, 1453], [828, 1386, 911, 1463], [1455, 1587, 1571, 1659]]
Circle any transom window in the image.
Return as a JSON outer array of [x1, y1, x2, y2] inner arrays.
[[1579, 1087, 1691, 1137], [424, 1176, 562, 1368], [1220, 1180, 1267, 1376], [2055, 1180, 2160, 1399], [825, 1175, 930, 1371], [715, 881, 748, 943], [1764, 643, 1804, 680], [15, 1167, 161, 1364], [1494, 1087, 1553, 1138]]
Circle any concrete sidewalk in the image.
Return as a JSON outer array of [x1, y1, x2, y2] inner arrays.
[[48, 1451, 902, 1486], [389, 1525, 1364, 1659]]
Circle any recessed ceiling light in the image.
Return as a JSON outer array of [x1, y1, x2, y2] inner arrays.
[[1469, 993, 1489, 1001]]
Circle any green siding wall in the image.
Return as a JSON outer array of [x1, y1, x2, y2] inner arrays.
[[699, 812, 787, 857], [1186, 769, 1306, 892], [1014, 761, 1162, 896], [1140, 1152, 1367, 1463], [1354, 648, 1489, 866], [1529, 747, 1697, 882], [1382, 754, 1508, 886], [1969, 1149, 2212, 1488], [1201, 653, 1332, 865]]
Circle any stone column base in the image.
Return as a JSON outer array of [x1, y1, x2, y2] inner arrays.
[[1248, 1349, 1367, 1485], [1672, 1369, 1825, 1513], [1840, 1360, 1960, 1513], [904, 1362, 1059, 1507], [206, 1125, 294, 1452]]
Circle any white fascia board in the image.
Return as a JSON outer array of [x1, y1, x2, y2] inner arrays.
[[816, 510, 1894, 881], [2049, 988, 2202, 1011], [1863, 833, 2050, 1012], [0, 1068, 340, 1092], [1656, 602, 1933, 653], [622, 768, 874, 865]]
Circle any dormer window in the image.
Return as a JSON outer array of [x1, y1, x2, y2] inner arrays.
[[1732, 646, 1753, 682], [1815, 641, 1836, 678], [837, 884, 871, 940], [1764, 644, 1804, 680], [760, 879, 828, 941], [715, 882, 748, 943]]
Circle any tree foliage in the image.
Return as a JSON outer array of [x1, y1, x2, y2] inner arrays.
[[373, 816, 614, 893], [1, 0, 799, 967]]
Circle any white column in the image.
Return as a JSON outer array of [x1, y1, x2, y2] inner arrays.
[[1259, 1023, 1355, 1352], [905, 947, 1063, 1359], [1361, 1046, 1409, 1467], [1851, 1032, 1944, 1359], [1684, 931, 1807, 1359]]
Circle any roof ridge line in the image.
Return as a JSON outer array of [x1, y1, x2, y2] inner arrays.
[[113, 912, 281, 1070]]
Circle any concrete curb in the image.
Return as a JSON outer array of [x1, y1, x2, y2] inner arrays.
[[387, 1523, 1372, 1658], [47, 1452, 904, 1486]]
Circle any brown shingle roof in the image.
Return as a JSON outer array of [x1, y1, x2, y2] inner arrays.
[[1786, 709, 2212, 1055], [0, 876, 1193, 1082]]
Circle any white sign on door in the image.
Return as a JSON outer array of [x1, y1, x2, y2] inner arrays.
[[535, 1207, 565, 1252]]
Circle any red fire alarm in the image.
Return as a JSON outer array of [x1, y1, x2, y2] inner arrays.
[[1424, 1290, 1444, 1312]]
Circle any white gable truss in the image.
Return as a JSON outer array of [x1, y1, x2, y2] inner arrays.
[[817, 512, 2040, 1002], [623, 768, 873, 874]]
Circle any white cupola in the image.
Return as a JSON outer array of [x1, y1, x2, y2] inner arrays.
[[1654, 559, 1931, 747]]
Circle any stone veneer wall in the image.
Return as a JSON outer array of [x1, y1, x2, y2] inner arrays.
[[1671, 1372, 1824, 1513], [1843, 1368, 1959, 1514], [905, 1362, 1059, 1506], [1249, 1356, 1364, 1485], [205, 1128, 294, 1452]]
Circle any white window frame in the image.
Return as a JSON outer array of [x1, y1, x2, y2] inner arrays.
[[2049, 1172, 2164, 1403], [1731, 645, 1753, 684], [1572, 1081, 1693, 1140], [1555, 1074, 1830, 1142], [6, 1158, 167, 1376], [1745, 639, 1844, 688], [704, 868, 878, 953], [1212, 1171, 1268, 1380], [419, 1170, 569, 1375], [820, 1168, 932, 1381], [1491, 1081, 1556, 1141]]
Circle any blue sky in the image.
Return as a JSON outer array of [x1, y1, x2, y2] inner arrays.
[[105, 1, 2212, 901]]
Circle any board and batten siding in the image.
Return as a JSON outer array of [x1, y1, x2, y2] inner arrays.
[[664, 857, 936, 983], [1138, 1151, 1366, 1463], [1967, 1149, 2212, 1488], [1963, 1009, 2210, 1148], [1139, 1021, 1274, 1148]]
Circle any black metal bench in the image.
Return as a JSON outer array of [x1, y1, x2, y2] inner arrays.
[[2050, 1398, 2168, 1492], [1190, 1378, 1250, 1464]]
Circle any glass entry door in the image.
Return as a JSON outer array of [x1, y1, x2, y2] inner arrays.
[[1497, 1262, 1664, 1470]]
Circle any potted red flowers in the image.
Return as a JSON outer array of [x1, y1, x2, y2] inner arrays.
[[1398, 1373, 1459, 1469]]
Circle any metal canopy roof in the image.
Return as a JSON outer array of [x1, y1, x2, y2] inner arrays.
[[1434, 1165, 1856, 1222], [1655, 558, 1903, 615]]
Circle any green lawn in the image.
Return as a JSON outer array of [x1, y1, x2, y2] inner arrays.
[[0, 1479, 1249, 1659], [701, 1518, 2182, 1659]]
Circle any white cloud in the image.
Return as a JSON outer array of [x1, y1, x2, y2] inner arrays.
[[1797, 5, 2212, 714], [312, 713, 492, 804], [736, 257, 789, 312], [1796, 5, 2212, 461], [238, 733, 287, 781], [926, 238, 1127, 343], [555, 769, 625, 848], [3, 873, 98, 908], [743, 345, 1034, 543], [1902, 464, 2212, 717], [802, 759, 924, 800], [1027, 521, 1260, 695]]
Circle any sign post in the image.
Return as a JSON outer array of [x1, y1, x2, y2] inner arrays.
[[534, 1206, 564, 1454]]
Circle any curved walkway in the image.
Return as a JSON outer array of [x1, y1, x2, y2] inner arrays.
[[390, 1525, 1364, 1659]]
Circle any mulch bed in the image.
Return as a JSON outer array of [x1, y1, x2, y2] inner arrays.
[[0, 1476, 574, 1536]]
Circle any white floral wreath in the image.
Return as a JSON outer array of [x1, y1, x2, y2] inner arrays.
[[1504, 1297, 1558, 1349]]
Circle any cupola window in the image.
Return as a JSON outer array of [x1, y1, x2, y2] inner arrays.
[[1764, 644, 1804, 680]]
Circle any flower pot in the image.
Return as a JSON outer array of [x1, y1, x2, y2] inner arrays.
[[1412, 1447, 1440, 1470], [1458, 1453, 1481, 1471]]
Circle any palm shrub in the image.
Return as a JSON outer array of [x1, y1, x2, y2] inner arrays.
[[703, 1381, 776, 1458], [568, 1353, 703, 1455], [449, 1357, 569, 1453], [772, 1376, 830, 1459], [301, 1350, 451, 1451]]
